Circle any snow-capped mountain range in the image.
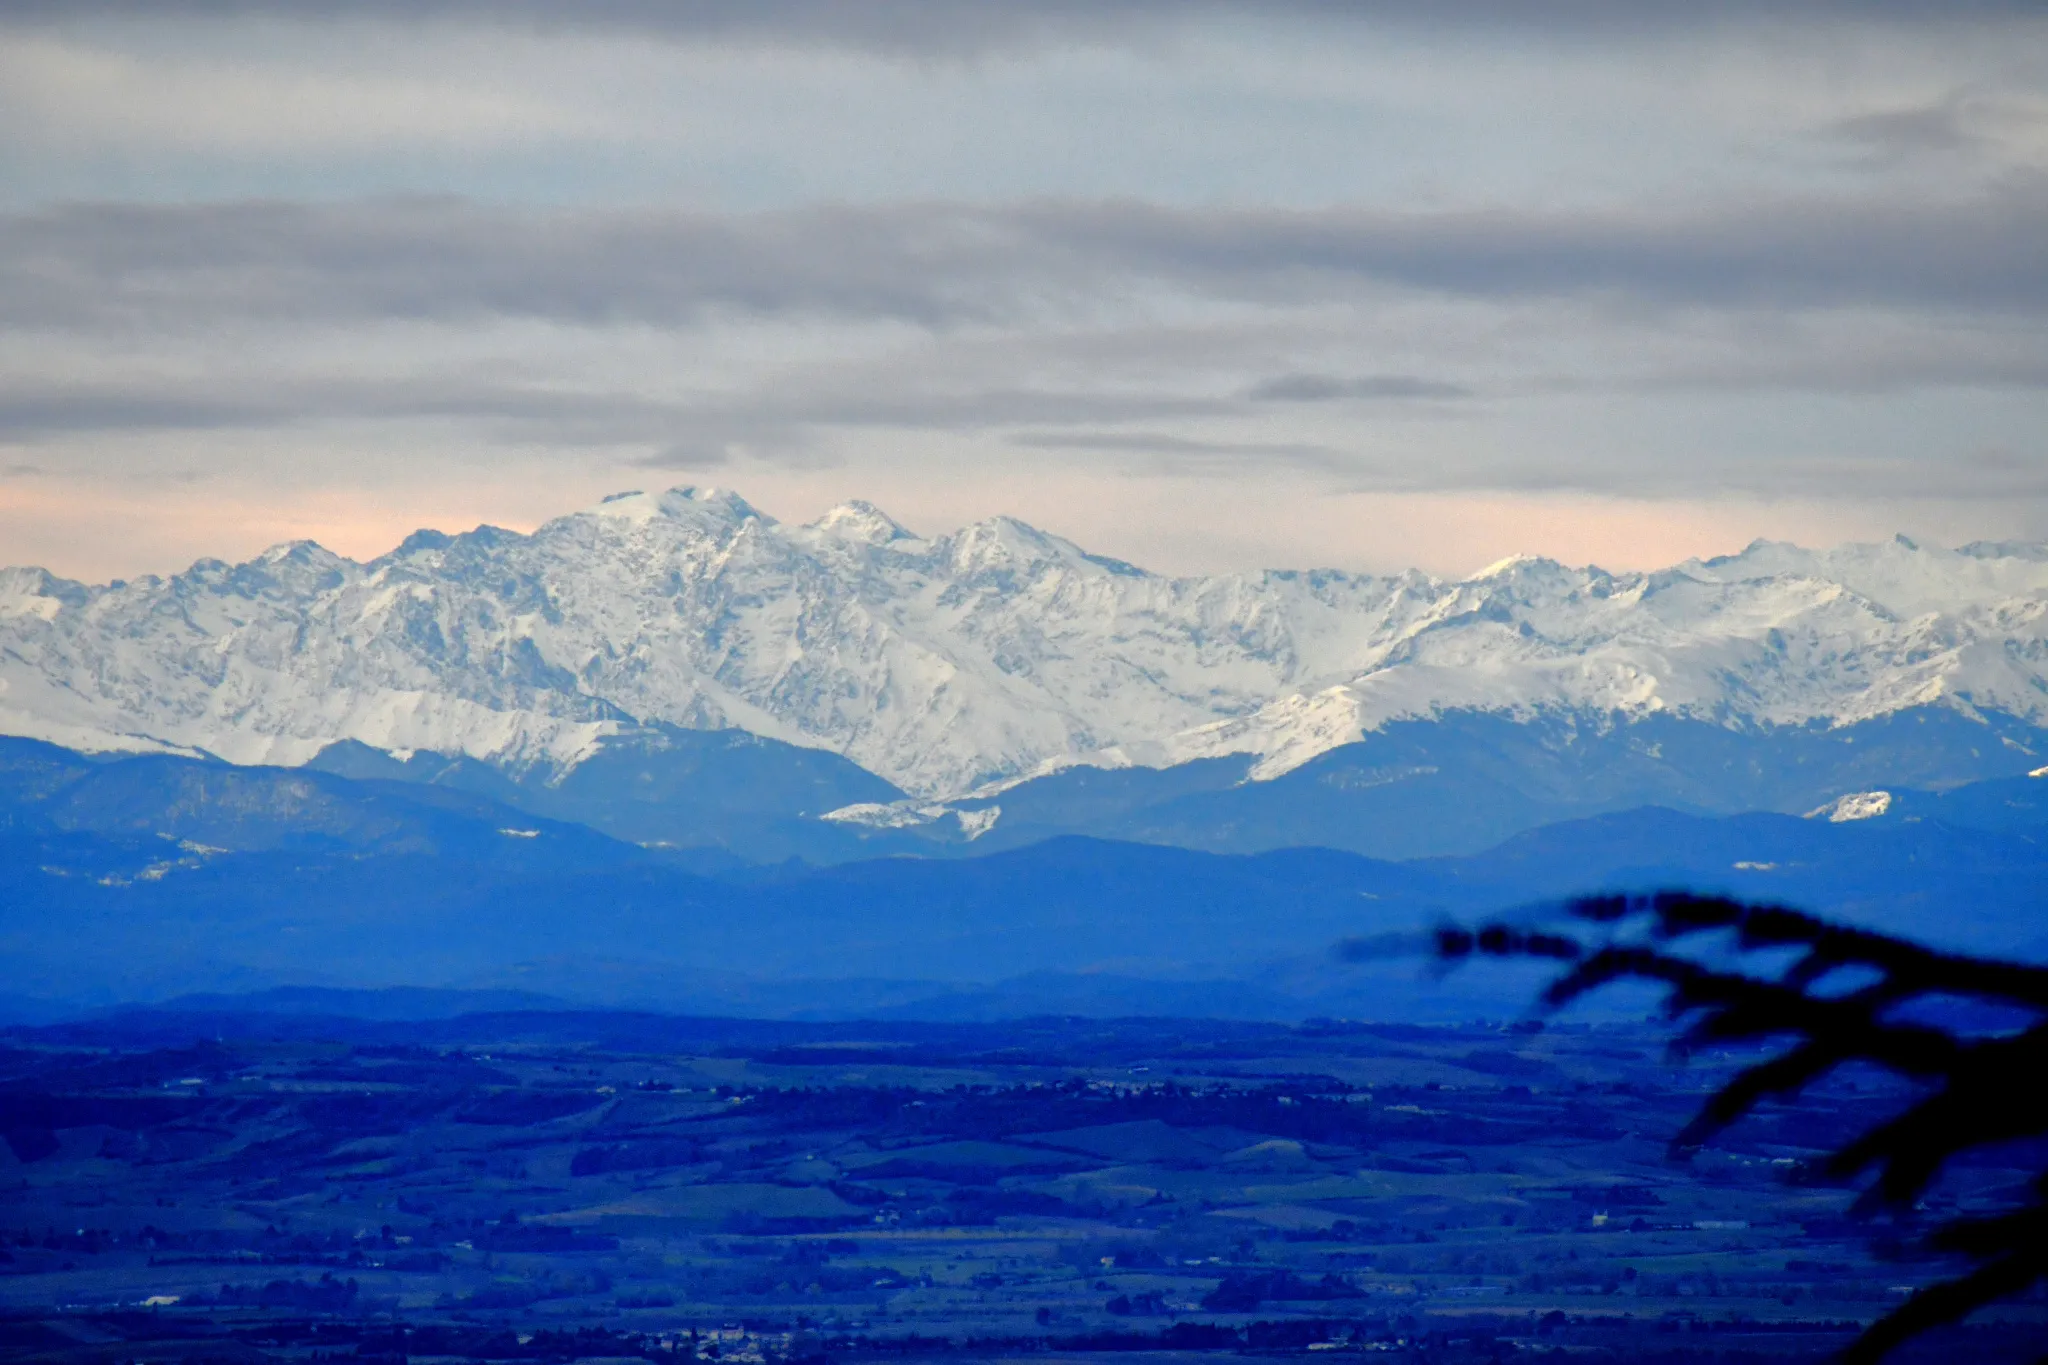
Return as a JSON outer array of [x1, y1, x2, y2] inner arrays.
[[1, 485, 2045, 799]]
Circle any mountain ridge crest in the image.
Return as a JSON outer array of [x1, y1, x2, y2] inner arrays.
[[3, 486, 2046, 797]]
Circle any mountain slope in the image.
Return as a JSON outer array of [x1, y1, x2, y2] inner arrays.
[[0, 735, 645, 868], [2, 791, 2042, 1016], [3, 489, 2046, 797], [306, 723, 905, 860], [937, 707, 2048, 859]]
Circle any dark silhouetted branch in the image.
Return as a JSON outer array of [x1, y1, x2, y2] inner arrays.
[[1438, 889, 2048, 1363]]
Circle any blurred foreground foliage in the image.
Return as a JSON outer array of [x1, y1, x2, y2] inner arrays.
[[1441, 890, 2048, 1364]]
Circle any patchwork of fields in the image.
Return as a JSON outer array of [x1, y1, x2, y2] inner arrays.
[[1, 1011, 2042, 1362]]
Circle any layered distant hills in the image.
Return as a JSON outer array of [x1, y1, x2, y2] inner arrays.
[[1, 733, 2044, 1021], [2, 489, 2045, 1019]]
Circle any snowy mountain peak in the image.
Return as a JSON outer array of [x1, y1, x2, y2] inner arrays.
[[0, 566, 82, 620], [1808, 790, 1893, 822], [226, 541, 354, 598], [808, 500, 915, 545], [1464, 552, 1552, 581], [943, 514, 1106, 578], [392, 528, 455, 557], [2, 488, 2047, 797], [583, 485, 765, 529], [660, 485, 767, 524]]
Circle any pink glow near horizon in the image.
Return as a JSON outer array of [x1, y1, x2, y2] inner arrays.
[[0, 467, 1953, 585]]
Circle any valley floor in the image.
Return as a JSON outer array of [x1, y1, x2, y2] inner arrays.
[[0, 1012, 2041, 1363]]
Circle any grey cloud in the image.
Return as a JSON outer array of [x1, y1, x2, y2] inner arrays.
[[7, 187, 2047, 492], [0, 375, 691, 445], [1008, 430, 1343, 469], [1317, 447, 2048, 504], [1820, 93, 2048, 175], [0, 367, 1229, 462], [626, 383, 1232, 465], [1248, 373, 1474, 402], [1029, 186, 2048, 316], [628, 386, 1237, 471], [8, 184, 2048, 339], [0, 1, 2033, 55], [766, 385, 1225, 431], [639, 441, 741, 471], [0, 388, 282, 437], [1600, 349, 2048, 397], [1702, 450, 2048, 501], [4, 364, 2039, 506], [0, 199, 1041, 332], [1829, 101, 1983, 159]]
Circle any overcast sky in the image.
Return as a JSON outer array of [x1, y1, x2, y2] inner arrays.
[[3, 1, 2046, 580]]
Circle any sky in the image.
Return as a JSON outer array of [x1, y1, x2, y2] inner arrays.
[[2, 1, 2046, 581]]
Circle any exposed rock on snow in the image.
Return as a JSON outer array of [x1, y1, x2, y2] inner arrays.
[[1808, 791, 1894, 823]]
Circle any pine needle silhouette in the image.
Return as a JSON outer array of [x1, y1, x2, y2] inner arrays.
[[1436, 891, 2048, 1364]]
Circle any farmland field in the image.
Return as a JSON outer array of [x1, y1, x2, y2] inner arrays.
[[1, 1009, 2041, 1362]]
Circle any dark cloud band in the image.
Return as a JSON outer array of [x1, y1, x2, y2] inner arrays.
[[7, 185, 2047, 335], [0, 1, 2033, 54]]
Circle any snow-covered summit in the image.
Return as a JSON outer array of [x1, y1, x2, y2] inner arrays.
[[807, 500, 916, 546], [1, 490, 2045, 796]]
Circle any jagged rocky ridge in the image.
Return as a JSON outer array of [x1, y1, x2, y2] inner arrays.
[[1, 486, 2045, 798]]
